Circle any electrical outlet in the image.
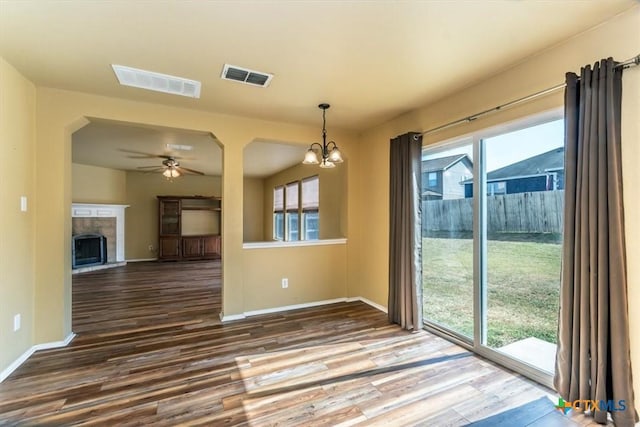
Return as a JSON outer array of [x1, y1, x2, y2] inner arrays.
[[281, 278, 288, 289], [13, 314, 21, 332], [148, 245, 154, 252], [20, 196, 27, 212]]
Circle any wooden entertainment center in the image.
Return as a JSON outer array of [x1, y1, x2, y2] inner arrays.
[[157, 195, 221, 261]]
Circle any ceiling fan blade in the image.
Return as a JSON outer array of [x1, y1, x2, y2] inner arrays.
[[177, 166, 205, 175], [137, 167, 164, 173], [118, 148, 181, 160], [137, 165, 163, 169]]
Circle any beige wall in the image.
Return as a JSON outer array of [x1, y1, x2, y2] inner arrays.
[[25, 86, 356, 355], [352, 6, 639, 409], [243, 177, 265, 242], [0, 58, 36, 372], [71, 163, 126, 204], [262, 162, 347, 241], [125, 171, 221, 260], [243, 244, 347, 311]]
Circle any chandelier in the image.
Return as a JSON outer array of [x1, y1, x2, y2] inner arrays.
[[302, 103, 343, 168]]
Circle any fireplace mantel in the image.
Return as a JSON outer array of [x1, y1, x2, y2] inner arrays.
[[72, 204, 129, 262]]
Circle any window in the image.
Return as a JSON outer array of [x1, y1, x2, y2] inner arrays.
[[487, 181, 506, 195], [428, 172, 437, 187], [273, 186, 284, 240], [301, 176, 319, 240], [273, 176, 320, 241], [422, 116, 564, 383], [285, 182, 299, 241]]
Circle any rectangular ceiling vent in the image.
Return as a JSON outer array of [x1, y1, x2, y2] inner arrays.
[[166, 143, 193, 151], [221, 64, 273, 87], [112, 65, 201, 98]]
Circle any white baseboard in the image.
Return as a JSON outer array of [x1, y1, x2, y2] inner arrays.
[[220, 296, 388, 323], [244, 298, 348, 317], [33, 332, 76, 351], [126, 258, 158, 262], [0, 347, 35, 383], [0, 332, 76, 383], [219, 312, 246, 322], [347, 296, 388, 314]]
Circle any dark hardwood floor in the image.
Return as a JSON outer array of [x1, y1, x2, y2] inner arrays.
[[0, 261, 600, 426]]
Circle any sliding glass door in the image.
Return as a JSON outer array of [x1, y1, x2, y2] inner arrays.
[[422, 115, 564, 384], [422, 140, 474, 341], [483, 121, 564, 374]]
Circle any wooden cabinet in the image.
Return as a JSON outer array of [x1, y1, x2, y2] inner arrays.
[[159, 199, 181, 235], [182, 236, 203, 259], [203, 235, 221, 258], [181, 235, 221, 259], [157, 196, 221, 261], [159, 236, 181, 260]]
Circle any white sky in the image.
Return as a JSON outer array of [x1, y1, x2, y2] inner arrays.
[[424, 119, 564, 172]]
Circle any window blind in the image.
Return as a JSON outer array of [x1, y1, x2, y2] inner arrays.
[[274, 186, 284, 212], [301, 176, 319, 211], [285, 182, 299, 211]]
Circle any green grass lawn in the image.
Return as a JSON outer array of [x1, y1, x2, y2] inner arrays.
[[423, 236, 561, 348]]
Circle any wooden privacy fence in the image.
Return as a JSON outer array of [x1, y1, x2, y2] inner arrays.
[[423, 190, 564, 234]]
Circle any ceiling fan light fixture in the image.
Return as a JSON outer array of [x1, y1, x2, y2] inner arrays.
[[163, 168, 181, 178]]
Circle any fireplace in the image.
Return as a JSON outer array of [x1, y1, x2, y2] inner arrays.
[[71, 203, 128, 272], [72, 234, 107, 269]]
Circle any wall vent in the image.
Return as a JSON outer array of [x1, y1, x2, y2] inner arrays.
[[221, 64, 273, 87], [112, 65, 201, 98]]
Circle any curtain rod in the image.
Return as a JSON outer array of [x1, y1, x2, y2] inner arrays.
[[414, 54, 640, 139]]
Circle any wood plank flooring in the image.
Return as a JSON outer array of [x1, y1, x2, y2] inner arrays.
[[0, 261, 603, 426]]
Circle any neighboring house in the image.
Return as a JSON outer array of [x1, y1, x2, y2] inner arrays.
[[464, 147, 565, 197], [422, 154, 473, 200]]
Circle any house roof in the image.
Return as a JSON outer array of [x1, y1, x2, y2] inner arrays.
[[485, 147, 565, 181], [422, 154, 473, 173]]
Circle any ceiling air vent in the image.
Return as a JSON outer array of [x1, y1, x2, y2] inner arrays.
[[112, 65, 201, 98], [166, 143, 193, 151], [221, 64, 273, 87]]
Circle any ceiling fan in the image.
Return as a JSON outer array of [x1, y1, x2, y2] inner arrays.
[[119, 149, 205, 178]]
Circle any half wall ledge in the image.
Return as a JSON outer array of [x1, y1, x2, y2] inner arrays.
[[242, 238, 347, 249]]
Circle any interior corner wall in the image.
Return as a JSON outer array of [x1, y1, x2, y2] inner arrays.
[[0, 57, 36, 375], [243, 177, 265, 242], [71, 163, 127, 204], [125, 171, 221, 260], [351, 5, 639, 407]]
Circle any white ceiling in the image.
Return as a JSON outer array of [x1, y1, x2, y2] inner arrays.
[[72, 119, 306, 177], [72, 119, 222, 176], [2, 1, 637, 176]]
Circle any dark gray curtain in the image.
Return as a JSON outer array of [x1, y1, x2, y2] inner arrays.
[[555, 58, 638, 426], [388, 132, 423, 331]]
